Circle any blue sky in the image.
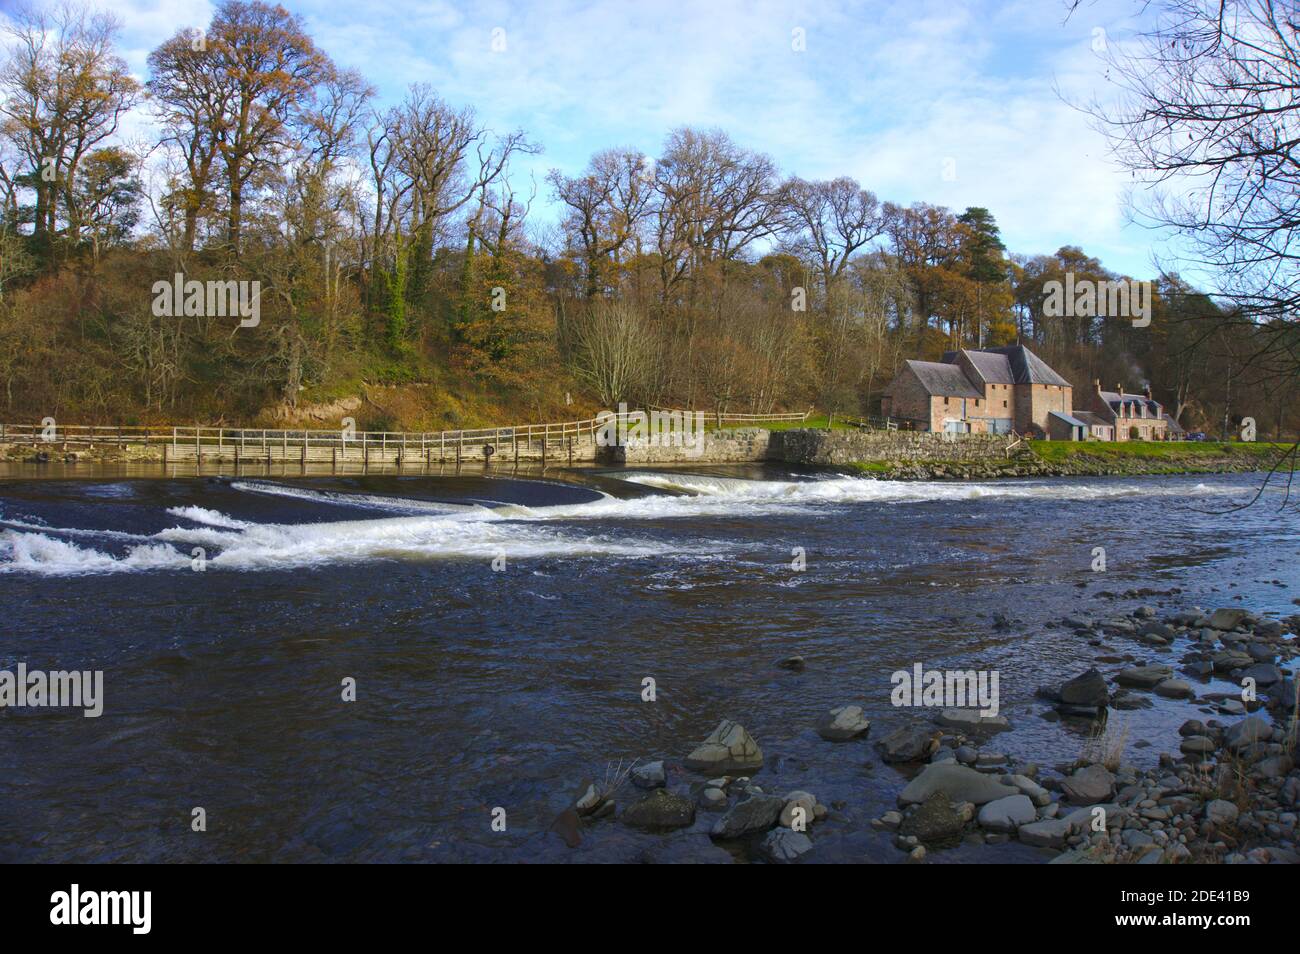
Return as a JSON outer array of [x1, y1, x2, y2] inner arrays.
[[69, 0, 1168, 276]]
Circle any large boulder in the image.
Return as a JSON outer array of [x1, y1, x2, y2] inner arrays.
[[684, 720, 763, 773], [710, 794, 784, 839], [1060, 668, 1110, 707], [877, 723, 939, 763], [621, 788, 695, 831], [815, 705, 871, 741], [898, 762, 1013, 807], [1018, 818, 1071, 849]]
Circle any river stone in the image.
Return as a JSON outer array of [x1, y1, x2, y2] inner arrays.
[[1240, 663, 1283, 687], [816, 704, 871, 741], [1116, 664, 1173, 688], [700, 787, 727, 810], [1060, 668, 1110, 707], [1179, 735, 1216, 756], [780, 791, 817, 829], [977, 794, 1036, 833], [1213, 651, 1253, 673], [710, 794, 784, 839], [877, 723, 939, 763], [1062, 764, 1115, 804], [1204, 799, 1240, 825], [898, 763, 1013, 807], [1246, 642, 1276, 663], [631, 760, 666, 789], [621, 788, 695, 831], [1224, 716, 1272, 750], [684, 719, 763, 773], [936, 708, 1010, 732], [1209, 608, 1251, 630], [1154, 678, 1194, 699], [759, 828, 813, 863], [899, 793, 967, 845], [1018, 818, 1071, 848]]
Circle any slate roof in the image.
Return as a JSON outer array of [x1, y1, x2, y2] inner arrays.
[[980, 345, 1072, 387], [1099, 391, 1162, 417], [1049, 411, 1089, 428], [1162, 413, 1185, 434], [1072, 411, 1110, 428], [942, 349, 1016, 385], [904, 360, 983, 398]]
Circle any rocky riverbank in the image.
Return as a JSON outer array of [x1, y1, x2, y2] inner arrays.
[[852, 447, 1296, 481], [547, 605, 1298, 863]]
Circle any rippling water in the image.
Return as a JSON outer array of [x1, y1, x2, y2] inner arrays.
[[1, 465, 1296, 862]]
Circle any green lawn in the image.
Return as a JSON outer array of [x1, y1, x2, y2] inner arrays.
[[1030, 440, 1297, 463], [716, 414, 855, 431]]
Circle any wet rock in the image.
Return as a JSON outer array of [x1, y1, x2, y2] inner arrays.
[[1209, 608, 1251, 631], [936, 708, 1010, 732], [630, 760, 665, 789], [1213, 651, 1253, 673], [898, 763, 1013, 807], [684, 719, 763, 774], [1154, 678, 1195, 699], [900, 793, 968, 846], [977, 794, 1036, 833], [621, 788, 695, 831], [780, 791, 817, 829], [1240, 663, 1283, 687], [1018, 818, 1071, 848], [699, 787, 728, 811], [759, 827, 813, 863], [816, 704, 871, 741], [877, 723, 939, 763], [1116, 664, 1173, 688], [710, 793, 784, 839], [1225, 716, 1272, 750], [776, 655, 806, 672], [1179, 735, 1216, 757], [1062, 765, 1115, 804], [1059, 668, 1110, 707]]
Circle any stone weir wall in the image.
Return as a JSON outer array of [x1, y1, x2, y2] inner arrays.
[[607, 428, 772, 464], [610, 428, 1011, 466], [769, 430, 1012, 466]]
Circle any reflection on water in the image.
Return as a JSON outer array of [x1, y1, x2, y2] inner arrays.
[[0, 466, 1295, 862]]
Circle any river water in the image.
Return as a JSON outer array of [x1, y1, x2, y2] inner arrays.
[[0, 464, 1296, 862]]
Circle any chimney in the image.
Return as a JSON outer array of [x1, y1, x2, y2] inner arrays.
[[1094, 378, 1101, 394], [1144, 384, 1152, 400]]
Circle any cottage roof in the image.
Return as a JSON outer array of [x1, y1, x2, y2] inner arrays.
[[1072, 410, 1109, 428], [904, 360, 983, 398], [942, 349, 1016, 385]]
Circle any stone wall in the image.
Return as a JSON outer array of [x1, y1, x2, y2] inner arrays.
[[770, 429, 1013, 466], [607, 428, 772, 464]]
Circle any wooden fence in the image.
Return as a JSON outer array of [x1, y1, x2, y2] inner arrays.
[[0, 407, 817, 467]]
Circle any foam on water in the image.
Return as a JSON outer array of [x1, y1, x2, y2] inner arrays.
[[0, 472, 1254, 575]]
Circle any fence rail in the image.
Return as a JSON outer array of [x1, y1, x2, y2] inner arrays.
[[0, 406, 817, 466]]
